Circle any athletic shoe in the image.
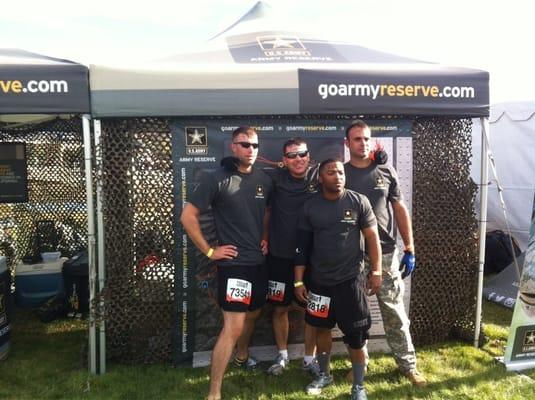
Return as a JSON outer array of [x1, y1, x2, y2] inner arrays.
[[267, 354, 289, 376], [351, 385, 368, 400], [305, 372, 334, 395], [302, 358, 321, 378], [234, 355, 258, 370]]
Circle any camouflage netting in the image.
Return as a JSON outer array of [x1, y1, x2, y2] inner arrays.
[[410, 118, 479, 344], [96, 116, 479, 364], [96, 118, 175, 363], [0, 117, 87, 270]]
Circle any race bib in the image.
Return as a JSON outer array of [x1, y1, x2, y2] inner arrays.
[[307, 291, 331, 318], [268, 280, 286, 302], [226, 278, 252, 305]]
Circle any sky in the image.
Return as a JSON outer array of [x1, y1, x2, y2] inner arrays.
[[1, 0, 534, 104]]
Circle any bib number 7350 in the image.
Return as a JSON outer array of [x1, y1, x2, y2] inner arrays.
[[307, 291, 331, 318], [226, 278, 252, 305]]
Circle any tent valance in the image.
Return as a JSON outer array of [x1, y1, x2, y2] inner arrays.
[[0, 49, 90, 114]]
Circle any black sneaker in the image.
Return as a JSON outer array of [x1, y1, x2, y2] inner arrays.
[[234, 356, 258, 370]]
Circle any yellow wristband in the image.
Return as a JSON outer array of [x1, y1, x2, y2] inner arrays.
[[294, 281, 304, 288], [206, 248, 214, 259], [371, 271, 382, 276]]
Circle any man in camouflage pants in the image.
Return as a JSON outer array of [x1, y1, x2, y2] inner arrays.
[[343, 119, 426, 387]]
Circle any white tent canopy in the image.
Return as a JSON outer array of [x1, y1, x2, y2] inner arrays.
[[472, 101, 535, 250]]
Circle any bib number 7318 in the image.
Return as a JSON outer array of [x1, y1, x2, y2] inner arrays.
[[307, 291, 331, 318], [226, 278, 252, 305]]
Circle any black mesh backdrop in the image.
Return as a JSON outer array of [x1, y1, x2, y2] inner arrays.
[[95, 116, 480, 364], [97, 118, 175, 363], [0, 117, 87, 270], [410, 118, 479, 344]]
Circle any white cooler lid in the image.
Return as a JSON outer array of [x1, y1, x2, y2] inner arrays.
[[15, 257, 67, 276]]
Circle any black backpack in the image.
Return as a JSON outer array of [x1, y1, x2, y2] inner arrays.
[[484, 230, 521, 274]]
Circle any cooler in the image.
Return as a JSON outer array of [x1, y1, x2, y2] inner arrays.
[[14, 258, 67, 308], [0, 256, 11, 360]]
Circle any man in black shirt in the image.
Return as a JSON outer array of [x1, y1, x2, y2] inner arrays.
[[263, 138, 320, 376], [180, 126, 273, 400], [344, 119, 426, 387], [294, 159, 382, 400]]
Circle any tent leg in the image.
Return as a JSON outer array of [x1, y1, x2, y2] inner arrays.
[[94, 119, 107, 374], [83, 115, 97, 373], [474, 117, 490, 347]]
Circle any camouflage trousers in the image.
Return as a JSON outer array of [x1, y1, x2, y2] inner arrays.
[[365, 248, 417, 373]]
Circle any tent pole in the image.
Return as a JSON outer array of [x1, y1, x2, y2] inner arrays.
[[94, 119, 107, 374], [474, 117, 490, 347], [83, 114, 97, 373]]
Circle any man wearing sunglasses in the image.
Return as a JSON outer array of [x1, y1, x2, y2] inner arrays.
[[261, 138, 322, 377], [343, 119, 426, 387], [180, 126, 273, 400]]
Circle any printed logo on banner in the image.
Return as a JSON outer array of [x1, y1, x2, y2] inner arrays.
[[523, 330, 535, 347], [256, 35, 310, 57], [185, 127, 208, 155]]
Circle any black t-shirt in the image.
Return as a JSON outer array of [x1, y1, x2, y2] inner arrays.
[[189, 167, 273, 266], [298, 189, 376, 286], [344, 162, 402, 253], [264, 167, 319, 259]]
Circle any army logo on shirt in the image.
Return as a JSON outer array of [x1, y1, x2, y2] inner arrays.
[[374, 177, 386, 190], [307, 183, 318, 194], [341, 209, 357, 225], [255, 185, 265, 199]]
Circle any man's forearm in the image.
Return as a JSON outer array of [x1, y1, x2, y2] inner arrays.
[[393, 201, 414, 252], [294, 265, 306, 282], [181, 208, 211, 255]]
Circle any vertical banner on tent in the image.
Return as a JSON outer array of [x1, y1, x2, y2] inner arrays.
[[170, 118, 412, 366], [504, 193, 535, 371], [0, 143, 28, 203]]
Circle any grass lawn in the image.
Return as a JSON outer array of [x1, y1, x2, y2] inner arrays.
[[1, 302, 534, 399]]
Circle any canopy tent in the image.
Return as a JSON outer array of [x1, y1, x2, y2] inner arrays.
[[0, 48, 89, 116], [471, 101, 535, 250], [90, 2, 488, 118], [0, 48, 96, 371], [88, 1, 491, 371]]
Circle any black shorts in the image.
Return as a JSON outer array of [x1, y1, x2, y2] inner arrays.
[[267, 255, 295, 307], [217, 264, 267, 312], [305, 277, 371, 345]]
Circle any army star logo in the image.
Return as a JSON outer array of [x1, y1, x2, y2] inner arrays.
[[185, 127, 208, 155], [344, 209, 353, 220], [257, 35, 305, 50], [256, 185, 265, 198], [524, 330, 535, 345]]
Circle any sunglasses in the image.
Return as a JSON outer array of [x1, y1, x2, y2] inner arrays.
[[233, 141, 259, 149], [284, 150, 309, 159]]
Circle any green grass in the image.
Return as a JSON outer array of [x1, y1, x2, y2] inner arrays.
[[1, 302, 534, 399]]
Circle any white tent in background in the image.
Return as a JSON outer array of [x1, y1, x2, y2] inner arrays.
[[472, 101, 535, 250]]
